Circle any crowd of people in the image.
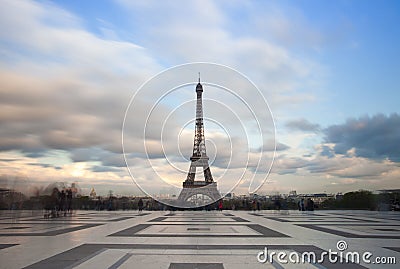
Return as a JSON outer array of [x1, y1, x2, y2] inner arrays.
[[298, 198, 314, 211], [44, 188, 73, 218]]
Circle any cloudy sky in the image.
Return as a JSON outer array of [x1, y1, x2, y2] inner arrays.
[[1, 0, 399, 197]]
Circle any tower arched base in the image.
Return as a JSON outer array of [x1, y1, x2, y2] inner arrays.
[[177, 183, 221, 208]]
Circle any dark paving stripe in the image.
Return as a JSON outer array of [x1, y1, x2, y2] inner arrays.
[[0, 244, 18, 250], [110, 217, 135, 222], [149, 217, 168, 222], [314, 223, 400, 226], [149, 216, 247, 223], [248, 213, 264, 216], [65, 248, 107, 269], [384, 247, 400, 253], [169, 263, 224, 269], [297, 224, 400, 239], [232, 217, 250, 222], [23, 243, 367, 269], [337, 216, 381, 222], [264, 216, 380, 223], [248, 224, 289, 237], [0, 223, 102, 236], [109, 223, 289, 238], [3, 226, 31, 229], [249, 213, 325, 217], [115, 223, 251, 226], [110, 224, 150, 236], [23, 244, 106, 269], [374, 228, 399, 232], [27, 216, 135, 222], [108, 253, 133, 269], [365, 217, 400, 221], [46, 223, 103, 235], [187, 228, 210, 231], [83, 212, 150, 216], [334, 213, 400, 221]]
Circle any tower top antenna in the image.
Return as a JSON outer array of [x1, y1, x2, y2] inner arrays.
[[198, 72, 200, 83]]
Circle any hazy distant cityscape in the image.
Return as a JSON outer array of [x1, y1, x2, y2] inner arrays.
[[2, 181, 399, 212]]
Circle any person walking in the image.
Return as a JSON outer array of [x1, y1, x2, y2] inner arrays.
[[138, 198, 144, 212], [218, 200, 223, 211]]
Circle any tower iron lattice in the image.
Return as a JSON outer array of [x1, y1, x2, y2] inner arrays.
[[177, 76, 221, 204]]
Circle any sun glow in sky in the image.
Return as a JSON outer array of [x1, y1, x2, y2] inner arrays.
[[0, 0, 400, 196]]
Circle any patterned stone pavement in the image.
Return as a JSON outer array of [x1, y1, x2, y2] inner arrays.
[[0, 210, 399, 268]]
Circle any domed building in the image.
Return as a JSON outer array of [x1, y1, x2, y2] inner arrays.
[[42, 182, 67, 195], [42, 182, 81, 197]]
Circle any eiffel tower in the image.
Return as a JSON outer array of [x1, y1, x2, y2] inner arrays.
[[177, 75, 221, 206]]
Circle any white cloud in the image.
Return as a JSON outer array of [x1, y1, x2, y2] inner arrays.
[[3, 0, 391, 197]]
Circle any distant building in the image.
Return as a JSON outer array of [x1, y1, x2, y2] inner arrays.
[[42, 182, 81, 197], [288, 190, 297, 197], [224, 193, 234, 199], [377, 189, 400, 194], [298, 193, 335, 205], [42, 182, 67, 195], [70, 182, 81, 197], [335, 192, 343, 201], [89, 187, 97, 199], [0, 188, 26, 209]]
